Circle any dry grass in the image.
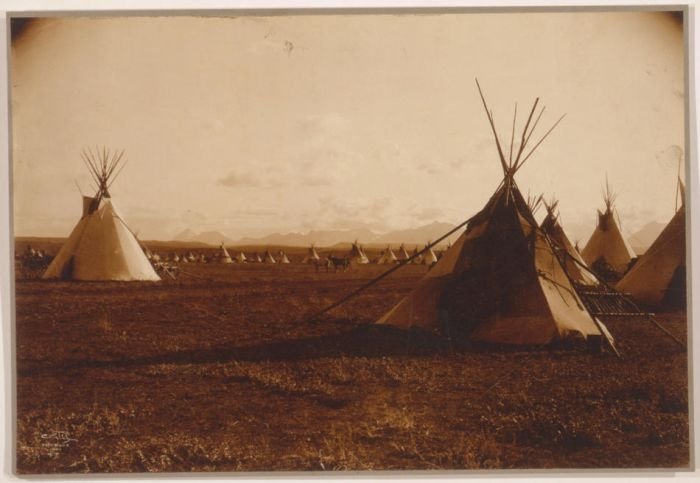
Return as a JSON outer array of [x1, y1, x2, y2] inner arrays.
[[14, 258, 689, 473]]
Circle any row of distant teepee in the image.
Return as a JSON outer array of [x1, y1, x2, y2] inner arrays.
[[375, 243, 439, 265], [215, 245, 290, 264]]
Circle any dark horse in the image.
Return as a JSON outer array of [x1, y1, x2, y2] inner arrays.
[[326, 256, 350, 272]]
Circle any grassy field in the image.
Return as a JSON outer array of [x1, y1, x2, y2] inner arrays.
[[14, 257, 689, 473]]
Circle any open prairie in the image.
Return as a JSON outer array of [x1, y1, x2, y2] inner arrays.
[[14, 252, 689, 473]]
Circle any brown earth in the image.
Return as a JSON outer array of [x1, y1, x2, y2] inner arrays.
[[14, 259, 689, 473]]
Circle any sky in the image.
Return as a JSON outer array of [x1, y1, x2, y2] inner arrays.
[[10, 11, 685, 242]]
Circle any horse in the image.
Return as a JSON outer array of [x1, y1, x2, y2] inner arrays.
[[326, 256, 350, 273]]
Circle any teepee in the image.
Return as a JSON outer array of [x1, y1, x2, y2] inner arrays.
[[421, 243, 438, 265], [278, 250, 291, 264], [263, 250, 277, 264], [397, 244, 410, 262], [349, 241, 370, 264], [218, 243, 233, 264], [581, 179, 636, 276], [617, 183, 686, 309], [43, 148, 160, 281], [377, 82, 606, 346], [376, 245, 398, 264], [302, 244, 321, 263], [411, 247, 423, 264], [540, 198, 598, 286], [236, 251, 247, 263]]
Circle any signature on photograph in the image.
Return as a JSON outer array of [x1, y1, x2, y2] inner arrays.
[[40, 431, 77, 455]]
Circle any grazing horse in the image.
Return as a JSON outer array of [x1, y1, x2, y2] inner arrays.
[[326, 256, 350, 272]]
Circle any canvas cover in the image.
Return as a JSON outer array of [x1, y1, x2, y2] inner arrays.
[[377, 185, 601, 345], [219, 244, 233, 263], [349, 243, 369, 264], [581, 209, 636, 273], [616, 205, 686, 308], [541, 213, 598, 286], [302, 246, 321, 263], [377, 246, 398, 264], [397, 244, 410, 261], [43, 198, 160, 281], [421, 246, 438, 265], [263, 250, 277, 263]]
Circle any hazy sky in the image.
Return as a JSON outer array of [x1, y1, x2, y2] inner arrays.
[[11, 11, 684, 242]]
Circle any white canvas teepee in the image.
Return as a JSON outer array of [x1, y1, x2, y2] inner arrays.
[[43, 148, 160, 281], [278, 250, 291, 264], [397, 244, 410, 261], [541, 198, 598, 286], [236, 251, 247, 263], [377, 83, 606, 346], [376, 245, 398, 264], [581, 179, 636, 275], [410, 247, 423, 264], [302, 244, 321, 263], [218, 243, 233, 264], [617, 185, 686, 309], [263, 250, 277, 263], [421, 243, 438, 265], [349, 241, 369, 264]]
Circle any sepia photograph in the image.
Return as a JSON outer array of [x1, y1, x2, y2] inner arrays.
[[5, 4, 692, 475]]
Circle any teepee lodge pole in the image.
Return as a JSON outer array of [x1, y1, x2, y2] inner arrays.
[[475, 78, 508, 173], [306, 211, 480, 322], [558, 244, 684, 349], [546, 233, 621, 358]]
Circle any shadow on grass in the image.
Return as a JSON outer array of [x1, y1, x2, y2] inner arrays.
[[18, 324, 460, 377], [19, 320, 602, 378]]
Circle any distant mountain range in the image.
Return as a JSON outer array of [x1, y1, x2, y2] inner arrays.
[[173, 221, 462, 248], [173, 229, 236, 246]]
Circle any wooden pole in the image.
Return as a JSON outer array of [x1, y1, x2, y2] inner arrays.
[[512, 97, 540, 166], [558, 244, 685, 348], [509, 103, 517, 165], [305, 211, 480, 322], [545, 232, 621, 358], [475, 78, 509, 174], [515, 113, 566, 172]]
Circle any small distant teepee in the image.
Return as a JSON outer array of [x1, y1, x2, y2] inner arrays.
[[349, 240, 369, 264], [397, 244, 410, 262], [263, 250, 277, 264], [278, 250, 291, 264], [421, 243, 438, 265], [410, 246, 423, 264], [376, 245, 398, 264], [236, 251, 247, 263], [302, 244, 321, 264], [43, 147, 160, 281], [218, 243, 233, 264], [581, 178, 636, 277]]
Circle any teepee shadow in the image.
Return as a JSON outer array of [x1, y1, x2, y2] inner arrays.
[[18, 325, 456, 377]]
